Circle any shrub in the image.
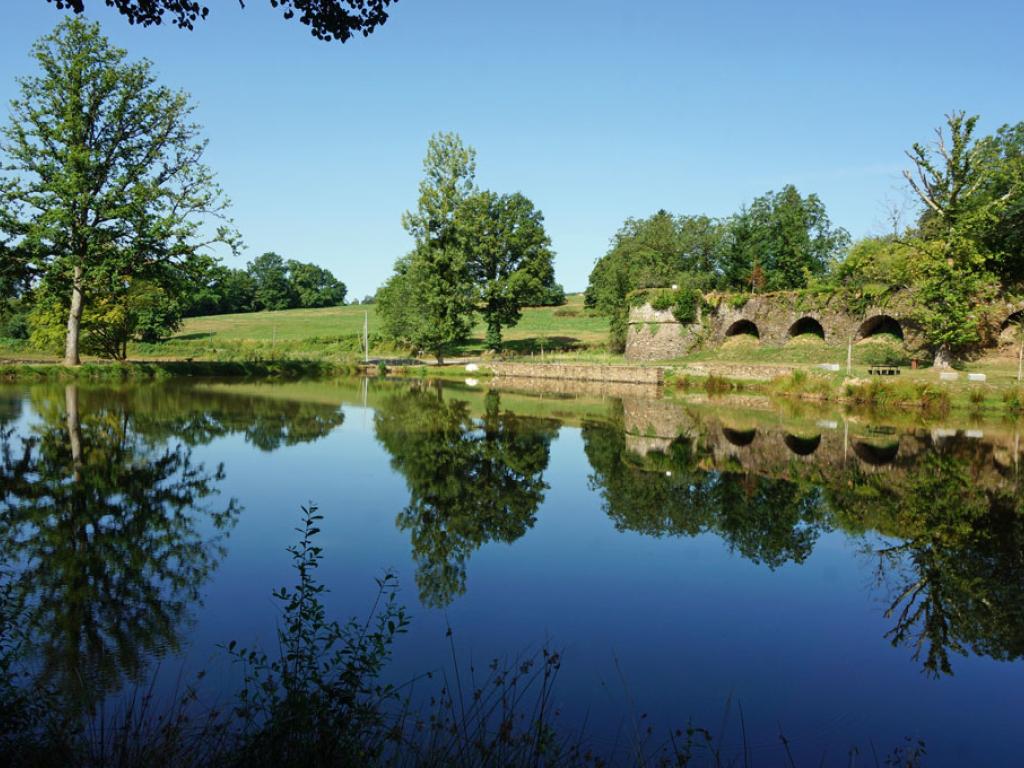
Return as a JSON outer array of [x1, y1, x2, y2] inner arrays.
[[858, 342, 910, 367], [1003, 388, 1024, 413], [671, 288, 701, 325]]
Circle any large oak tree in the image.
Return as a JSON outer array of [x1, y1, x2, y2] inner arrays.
[[0, 18, 238, 365]]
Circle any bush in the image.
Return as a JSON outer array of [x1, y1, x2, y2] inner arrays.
[[671, 288, 701, 325], [858, 342, 910, 367]]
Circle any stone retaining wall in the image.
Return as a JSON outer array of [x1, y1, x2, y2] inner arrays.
[[490, 362, 664, 385]]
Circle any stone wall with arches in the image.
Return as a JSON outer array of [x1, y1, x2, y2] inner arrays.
[[625, 289, 933, 360]]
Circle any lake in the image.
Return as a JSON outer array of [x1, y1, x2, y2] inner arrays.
[[1, 377, 1022, 765]]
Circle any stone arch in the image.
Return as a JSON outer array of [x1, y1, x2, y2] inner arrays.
[[722, 427, 756, 447], [1002, 310, 1024, 330], [856, 315, 904, 341], [852, 439, 899, 466], [999, 310, 1024, 347], [784, 433, 821, 456], [787, 316, 825, 340], [725, 319, 760, 339]]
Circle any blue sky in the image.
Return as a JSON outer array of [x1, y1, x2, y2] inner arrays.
[[2, 0, 1022, 297]]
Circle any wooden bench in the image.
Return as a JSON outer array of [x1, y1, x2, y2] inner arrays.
[[867, 366, 901, 376]]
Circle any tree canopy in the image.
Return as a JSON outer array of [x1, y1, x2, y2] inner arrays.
[[0, 18, 238, 364], [379, 131, 562, 359], [46, 0, 398, 42]]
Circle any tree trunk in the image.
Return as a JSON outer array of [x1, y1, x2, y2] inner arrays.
[[65, 384, 82, 481], [64, 266, 85, 366], [485, 316, 502, 352], [933, 345, 954, 369]]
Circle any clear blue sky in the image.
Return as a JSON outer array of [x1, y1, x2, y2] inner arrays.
[[2, 0, 1022, 298]]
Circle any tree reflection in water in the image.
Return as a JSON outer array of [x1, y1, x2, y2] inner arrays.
[[0, 383, 349, 716], [374, 384, 559, 608], [582, 404, 1024, 676], [0, 385, 240, 713], [826, 443, 1024, 677]]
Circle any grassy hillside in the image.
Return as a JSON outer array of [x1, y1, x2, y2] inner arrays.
[[168, 293, 609, 357]]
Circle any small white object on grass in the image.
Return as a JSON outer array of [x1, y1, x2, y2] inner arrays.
[[465, 363, 479, 372], [818, 363, 840, 371], [939, 371, 958, 381], [465, 378, 479, 387], [967, 373, 987, 382]]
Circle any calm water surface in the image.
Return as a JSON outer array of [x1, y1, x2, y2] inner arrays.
[[1, 377, 1022, 765]]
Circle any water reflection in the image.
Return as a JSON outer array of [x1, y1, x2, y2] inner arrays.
[[374, 384, 559, 607], [0, 383, 350, 713], [589, 396, 1024, 676], [1, 375, 1023, 725]]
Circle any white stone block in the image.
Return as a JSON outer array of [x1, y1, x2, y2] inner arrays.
[[817, 363, 841, 371], [465, 363, 479, 372], [967, 373, 987, 382], [464, 378, 479, 387], [939, 372, 958, 381]]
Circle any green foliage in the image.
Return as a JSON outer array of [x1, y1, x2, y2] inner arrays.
[[377, 246, 474, 362], [858, 341, 911, 367], [672, 287, 701, 325], [226, 504, 408, 765], [724, 185, 850, 291], [0, 18, 239, 364], [286, 259, 347, 308], [456, 190, 556, 350], [911, 236, 1000, 355], [374, 387, 558, 607], [248, 252, 297, 311], [28, 278, 183, 359]]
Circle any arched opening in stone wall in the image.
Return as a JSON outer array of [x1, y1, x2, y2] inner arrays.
[[856, 315, 904, 341], [722, 427, 756, 447], [852, 439, 899, 466], [725, 319, 760, 339], [784, 433, 821, 456], [787, 317, 825, 340], [999, 310, 1024, 348]]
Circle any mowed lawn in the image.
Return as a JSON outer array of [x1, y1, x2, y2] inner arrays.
[[174, 293, 610, 353]]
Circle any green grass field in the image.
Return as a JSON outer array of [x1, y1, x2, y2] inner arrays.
[[167, 292, 609, 357]]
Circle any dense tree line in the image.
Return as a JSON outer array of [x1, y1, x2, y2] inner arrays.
[[376, 132, 564, 360], [184, 251, 347, 317], [585, 189, 850, 351]]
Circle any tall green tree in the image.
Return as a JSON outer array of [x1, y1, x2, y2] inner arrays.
[[724, 185, 849, 291], [456, 190, 556, 350], [380, 132, 477, 362], [0, 18, 238, 365], [286, 259, 347, 308], [247, 252, 295, 311]]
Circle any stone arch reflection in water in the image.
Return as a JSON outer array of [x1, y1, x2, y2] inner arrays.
[[722, 426, 757, 446], [784, 433, 822, 456]]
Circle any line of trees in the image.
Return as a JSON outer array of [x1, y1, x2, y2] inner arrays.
[[376, 132, 564, 361], [184, 252, 347, 317]]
